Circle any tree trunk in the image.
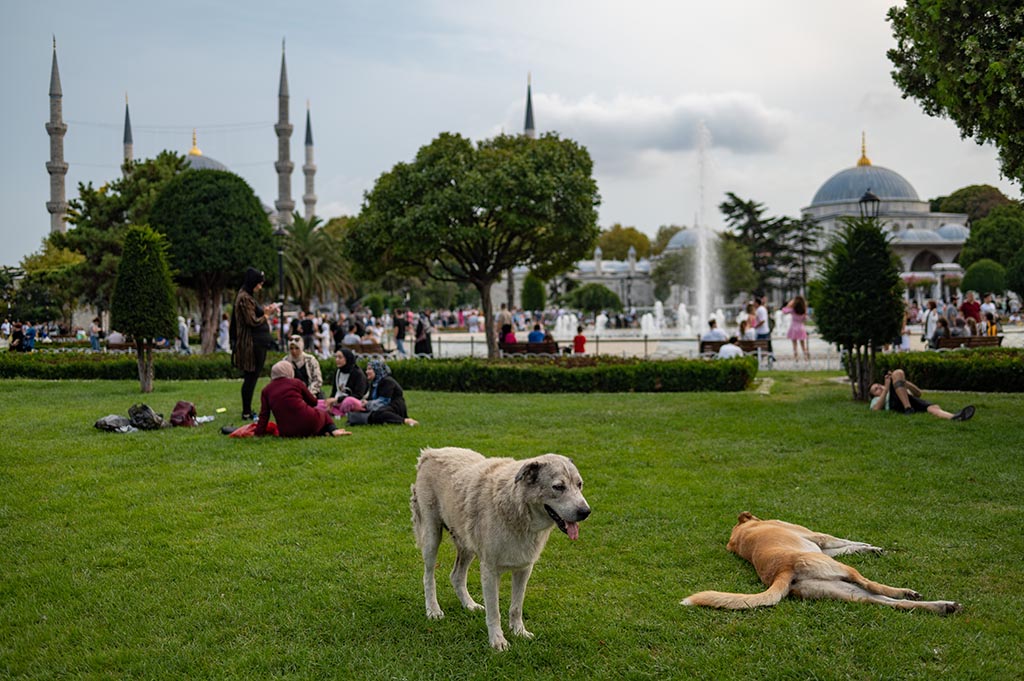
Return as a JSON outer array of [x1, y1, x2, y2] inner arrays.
[[477, 279, 498, 359], [198, 285, 221, 354], [135, 340, 154, 393], [505, 268, 515, 310]]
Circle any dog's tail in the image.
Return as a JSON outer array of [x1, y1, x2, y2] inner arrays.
[[681, 569, 794, 610]]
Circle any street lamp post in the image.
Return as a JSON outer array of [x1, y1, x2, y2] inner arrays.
[[858, 189, 881, 219], [274, 226, 287, 348]]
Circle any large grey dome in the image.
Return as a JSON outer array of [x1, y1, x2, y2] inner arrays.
[[811, 165, 919, 206], [664, 229, 700, 251], [184, 151, 229, 172]]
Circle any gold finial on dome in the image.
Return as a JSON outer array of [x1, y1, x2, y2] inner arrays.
[[189, 128, 202, 156], [857, 131, 871, 166]]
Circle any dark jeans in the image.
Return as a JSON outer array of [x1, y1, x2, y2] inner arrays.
[[241, 345, 268, 416]]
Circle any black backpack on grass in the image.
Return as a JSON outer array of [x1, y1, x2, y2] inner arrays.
[[128, 403, 167, 430]]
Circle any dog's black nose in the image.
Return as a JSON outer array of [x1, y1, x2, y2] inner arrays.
[[576, 506, 591, 521]]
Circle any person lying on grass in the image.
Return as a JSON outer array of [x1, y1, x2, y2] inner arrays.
[[868, 369, 974, 421], [256, 360, 352, 437]]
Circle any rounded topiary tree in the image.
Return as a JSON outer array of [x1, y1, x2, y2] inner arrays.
[[961, 258, 1007, 296], [520, 272, 546, 313], [149, 169, 276, 354], [111, 225, 177, 392], [568, 283, 623, 315], [815, 218, 905, 401]]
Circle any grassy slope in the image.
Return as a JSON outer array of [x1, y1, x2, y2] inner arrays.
[[1, 374, 1021, 680]]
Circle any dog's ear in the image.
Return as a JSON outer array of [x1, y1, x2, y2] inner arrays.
[[737, 511, 756, 524], [515, 461, 544, 485]]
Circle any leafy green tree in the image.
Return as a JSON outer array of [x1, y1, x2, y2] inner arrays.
[[345, 132, 600, 358], [720, 192, 793, 292], [938, 184, 1013, 225], [10, 273, 60, 324], [1006, 249, 1024, 297], [19, 241, 83, 327], [960, 203, 1024, 269], [961, 258, 1007, 295], [51, 151, 186, 313], [149, 169, 276, 354], [521, 272, 547, 312], [596, 224, 651, 260], [651, 224, 684, 256], [566, 283, 622, 314], [815, 218, 905, 401], [888, 2, 1024, 184], [282, 212, 355, 312], [0, 266, 20, 320], [111, 225, 176, 393]]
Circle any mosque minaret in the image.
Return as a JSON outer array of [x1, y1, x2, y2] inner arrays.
[[122, 95, 133, 175], [46, 37, 68, 234], [302, 101, 317, 220], [274, 39, 295, 226], [524, 73, 536, 140]]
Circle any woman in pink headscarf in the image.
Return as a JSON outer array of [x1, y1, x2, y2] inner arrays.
[[256, 360, 351, 437]]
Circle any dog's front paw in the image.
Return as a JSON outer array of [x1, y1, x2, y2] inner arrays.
[[490, 634, 510, 651], [426, 606, 445, 620], [901, 589, 922, 601], [462, 600, 485, 612], [940, 601, 962, 615], [510, 623, 534, 639]]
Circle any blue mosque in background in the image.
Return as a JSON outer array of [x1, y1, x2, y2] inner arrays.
[[44, 42, 967, 311]]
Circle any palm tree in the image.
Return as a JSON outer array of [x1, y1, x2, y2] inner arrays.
[[282, 213, 356, 312]]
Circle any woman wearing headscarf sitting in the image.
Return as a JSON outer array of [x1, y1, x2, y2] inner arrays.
[[323, 348, 367, 417], [347, 358, 418, 426], [285, 334, 324, 399], [256, 360, 351, 437]]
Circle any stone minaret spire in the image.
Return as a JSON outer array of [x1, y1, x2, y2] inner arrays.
[[302, 100, 317, 220], [523, 72, 536, 139], [46, 37, 69, 234], [274, 38, 295, 227], [122, 93, 133, 175]]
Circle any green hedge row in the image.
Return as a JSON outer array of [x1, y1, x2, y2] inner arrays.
[[873, 348, 1024, 392], [0, 351, 757, 393]]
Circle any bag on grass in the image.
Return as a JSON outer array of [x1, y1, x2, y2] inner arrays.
[[170, 400, 198, 427], [228, 421, 278, 438], [95, 414, 131, 431], [128, 403, 167, 430]]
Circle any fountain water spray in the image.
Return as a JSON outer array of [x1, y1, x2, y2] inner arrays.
[[693, 121, 721, 333]]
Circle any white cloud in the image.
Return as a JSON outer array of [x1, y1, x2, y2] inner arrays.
[[504, 92, 792, 176]]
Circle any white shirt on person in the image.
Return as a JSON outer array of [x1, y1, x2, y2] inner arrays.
[[755, 305, 769, 334], [702, 327, 727, 341], [717, 342, 744, 359]]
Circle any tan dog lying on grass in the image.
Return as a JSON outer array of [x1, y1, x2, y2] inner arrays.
[[682, 512, 961, 615]]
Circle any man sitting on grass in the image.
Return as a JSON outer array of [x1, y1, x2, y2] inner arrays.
[[868, 369, 974, 421]]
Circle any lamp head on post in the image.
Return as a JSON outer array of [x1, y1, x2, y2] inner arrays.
[[858, 189, 881, 219]]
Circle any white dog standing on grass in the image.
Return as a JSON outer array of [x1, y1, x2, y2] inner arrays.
[[411, 447, 591, 650]]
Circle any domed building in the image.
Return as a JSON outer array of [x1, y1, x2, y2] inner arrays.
[[802, 137, 969, 296]]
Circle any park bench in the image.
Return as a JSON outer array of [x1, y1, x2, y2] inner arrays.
[[935, 335, 1003, 350], [343, 341, 393, 357], [499, 340, 560, 356], [699, 338, 775, 368]]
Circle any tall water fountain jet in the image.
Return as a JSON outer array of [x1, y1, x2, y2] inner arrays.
[[693, 121, 721, 332]]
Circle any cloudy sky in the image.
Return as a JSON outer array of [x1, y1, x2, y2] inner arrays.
[[2, 0, 1018, 267]]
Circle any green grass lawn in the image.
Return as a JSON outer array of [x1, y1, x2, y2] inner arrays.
[[1, 374, 1022, 680]]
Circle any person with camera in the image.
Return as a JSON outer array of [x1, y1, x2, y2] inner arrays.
[[231, 267, 280, 420]]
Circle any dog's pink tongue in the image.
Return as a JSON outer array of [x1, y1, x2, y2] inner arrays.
[[567, 522, 580, 541]]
